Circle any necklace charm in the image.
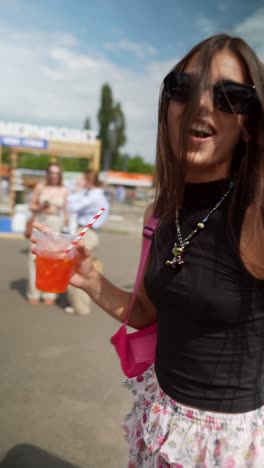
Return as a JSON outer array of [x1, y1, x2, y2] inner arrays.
[[165, 179, 234, 269], [165, 245, 184, 267], [172, 245, 183, 256], [165, 256, 184, 267]]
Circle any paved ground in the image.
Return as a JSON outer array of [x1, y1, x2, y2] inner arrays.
[[0, 226, 143, 468]]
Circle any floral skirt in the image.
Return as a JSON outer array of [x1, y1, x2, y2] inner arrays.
[[122, 365, 264, 467]]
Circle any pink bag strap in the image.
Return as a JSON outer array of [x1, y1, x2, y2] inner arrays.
[[124, 215, 158, 325]]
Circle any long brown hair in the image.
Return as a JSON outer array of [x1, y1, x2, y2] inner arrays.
[[154, 33, 264, 234]]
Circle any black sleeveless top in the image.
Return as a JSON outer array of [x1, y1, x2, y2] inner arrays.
[[145, 179, 264, 413]]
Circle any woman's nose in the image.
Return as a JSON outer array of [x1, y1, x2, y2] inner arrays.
[[198, 89, 214, 113]]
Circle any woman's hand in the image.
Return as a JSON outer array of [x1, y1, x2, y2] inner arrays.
[[40, 202, 58, 215], [31, 223, 50, 253], [31, 222, 97, 291], [69, 242, 97, 290]]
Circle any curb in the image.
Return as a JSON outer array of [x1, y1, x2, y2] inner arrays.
[[0, 233, 25, 240]]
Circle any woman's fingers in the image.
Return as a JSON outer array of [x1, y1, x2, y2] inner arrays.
[[31, 223, 51, 244], [32, 222, 51, 234], [74, 240, 92, 259]]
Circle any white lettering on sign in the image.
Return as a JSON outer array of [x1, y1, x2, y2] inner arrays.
[[0, 122, 98, 143], [2, 136, 21, 146]]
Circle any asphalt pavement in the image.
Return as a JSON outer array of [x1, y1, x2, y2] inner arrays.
[[0, 222, 143, 468]]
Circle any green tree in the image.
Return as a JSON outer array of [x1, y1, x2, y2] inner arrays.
[[109, 153, 154, 174], [83, 117, 91, 130], [16, 153, 88, 173], [111, 102, 126, 169], [126, 155, 155, 174], [97, 84, 128, 170], [2, 146, 11, 164], [97, 84, 115, 169], [17, 153, 51, 169]]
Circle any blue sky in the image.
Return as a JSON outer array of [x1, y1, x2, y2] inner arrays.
[[1, 0, 264, 162]]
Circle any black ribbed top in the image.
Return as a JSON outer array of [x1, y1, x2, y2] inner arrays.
[[145, 179, 264, 413]]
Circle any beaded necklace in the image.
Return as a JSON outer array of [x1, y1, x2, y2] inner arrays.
[[165, 179, 234, 268]]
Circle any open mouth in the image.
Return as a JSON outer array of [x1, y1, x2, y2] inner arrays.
[[189, 124, 216, 140]]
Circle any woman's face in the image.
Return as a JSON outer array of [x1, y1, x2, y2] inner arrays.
[[167, 48, 249, 182], [47, 165, 61, 185]]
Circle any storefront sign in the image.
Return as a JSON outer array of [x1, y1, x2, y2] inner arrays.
[[0, 121, 98, 143], [0, 135, 48, 150]]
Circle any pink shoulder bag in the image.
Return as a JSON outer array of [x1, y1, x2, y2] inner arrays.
[[111, 216, 158, 378]]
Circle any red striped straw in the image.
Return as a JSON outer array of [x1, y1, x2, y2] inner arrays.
[[64, 207, 106, 253]]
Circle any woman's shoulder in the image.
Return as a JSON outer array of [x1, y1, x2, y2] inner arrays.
[[34, 182, 45, 194], [143, 202, 155, 224]]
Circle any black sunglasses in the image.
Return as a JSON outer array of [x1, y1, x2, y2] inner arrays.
[[164, 71, 258, 114]]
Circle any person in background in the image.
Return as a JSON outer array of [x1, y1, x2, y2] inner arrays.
[[65, 169, 109, 315], [27, 163, 68, 305], [33, 33, 264, 466], [115, 185, 126, 202]]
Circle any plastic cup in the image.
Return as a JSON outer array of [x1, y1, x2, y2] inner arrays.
[[34, 231, 76, 293]]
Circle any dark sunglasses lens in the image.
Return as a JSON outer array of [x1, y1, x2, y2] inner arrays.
[[215, 84, 255, 114], [165, 73, 191, 102]]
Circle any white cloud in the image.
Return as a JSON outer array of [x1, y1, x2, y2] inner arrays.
[[233, 7, 264, 59], [196, 7, 264, 60], [234, 7, 264, 36], [2, 6, 263, 167], [49, 47, 99, 70], [104, 38, 157, 59], [0, 25, 175, 163], [195, 17, 219, 37]]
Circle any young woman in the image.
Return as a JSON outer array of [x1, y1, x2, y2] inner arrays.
[[28, 163, 68, 305], [34, 34, 264, 466]]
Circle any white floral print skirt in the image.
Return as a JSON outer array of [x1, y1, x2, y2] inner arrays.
[[122, 364, 264, 467]]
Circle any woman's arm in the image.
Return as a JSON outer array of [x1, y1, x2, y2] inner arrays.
[[32, 203, 157, 329], [72, 203, 157, 329], [67, 189, 98, 213], [29, 183, 44, 213]]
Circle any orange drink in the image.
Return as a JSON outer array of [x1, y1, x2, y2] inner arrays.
[[34, 231, 75, 293], [36, 252, 74, 293]]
